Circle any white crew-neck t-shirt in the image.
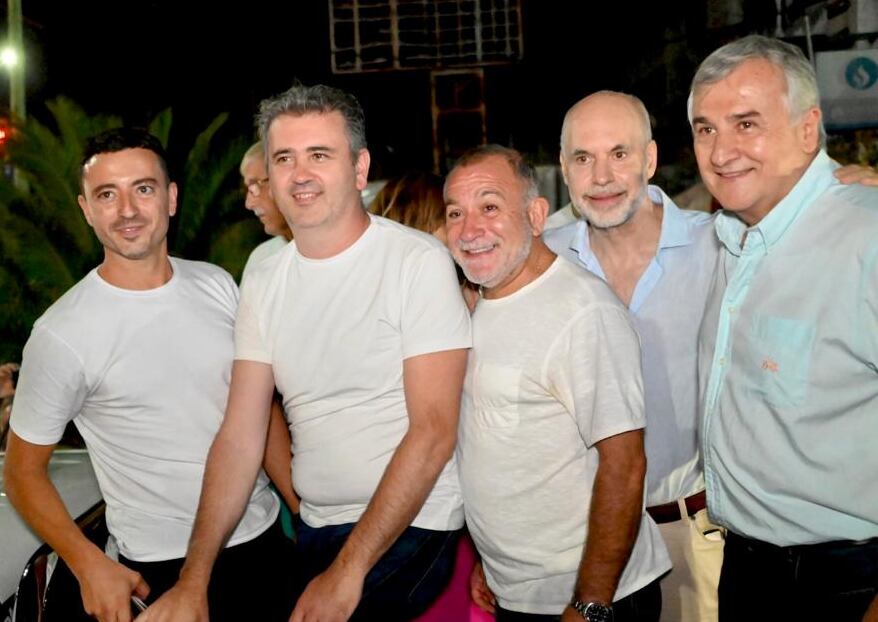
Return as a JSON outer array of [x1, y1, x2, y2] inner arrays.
[[12, 258, 279, 561]]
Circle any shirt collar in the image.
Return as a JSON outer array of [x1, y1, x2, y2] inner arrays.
[[714, 150, 837, 256], [570, 184, 697, 261]]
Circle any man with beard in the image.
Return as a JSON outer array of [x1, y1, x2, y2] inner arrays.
[[446, 144, 670, 621], [544, 89, 878, 622], [543, 91, 721, 622]]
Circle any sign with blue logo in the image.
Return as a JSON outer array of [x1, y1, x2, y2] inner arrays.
[[845, 56, 878, 90], [816, 50, 878, 129]]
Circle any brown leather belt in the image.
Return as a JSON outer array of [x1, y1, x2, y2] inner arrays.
[[647, 490, 707, 524]]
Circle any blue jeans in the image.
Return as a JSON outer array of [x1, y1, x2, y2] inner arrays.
[[495, 576, 662, 621], [293, 515, 460, 621], [719, 531, 878, 621]]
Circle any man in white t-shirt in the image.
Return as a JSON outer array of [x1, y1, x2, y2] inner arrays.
[[239, 141, 292, 282], [444, 144, 670, 622], [147, 84, 471, 622], [4, 128, 292, 622]]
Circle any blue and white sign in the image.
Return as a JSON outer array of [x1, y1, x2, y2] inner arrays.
[[816, 49, 878, 129]]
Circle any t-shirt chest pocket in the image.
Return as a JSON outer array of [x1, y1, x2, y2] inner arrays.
[[749, 315, 815, 408], [470, 361, 522, 428]]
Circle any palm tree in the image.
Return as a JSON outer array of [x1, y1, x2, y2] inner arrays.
[[0, 97, 263, 363]]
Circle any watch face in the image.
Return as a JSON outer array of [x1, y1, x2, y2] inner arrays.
[[584, 602, 613, 622]]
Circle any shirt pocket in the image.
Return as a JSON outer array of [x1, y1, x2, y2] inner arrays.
[[750, 315, 815, 408], [471, 361, 522, 428]]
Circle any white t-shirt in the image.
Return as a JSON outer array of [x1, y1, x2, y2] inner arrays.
[[459, 258, 671, 614], [11, 258, 279, 562], [241, 236, 288, 284], [236, 215, 472, 530]]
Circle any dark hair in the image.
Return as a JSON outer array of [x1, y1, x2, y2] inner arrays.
[[81, 128, 170, 187], [257, 84, 367, 162]]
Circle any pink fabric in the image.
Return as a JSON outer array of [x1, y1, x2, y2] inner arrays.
[[414, 534, 494, 622]]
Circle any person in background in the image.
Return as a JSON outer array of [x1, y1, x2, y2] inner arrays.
[[0, 361, 19, 450], [239, 140, 293, 282], [368, 171, 488, 622]]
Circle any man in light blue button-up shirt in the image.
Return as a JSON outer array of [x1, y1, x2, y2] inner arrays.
[[692, 35, 878, 621], [544, 91, 724, 622]]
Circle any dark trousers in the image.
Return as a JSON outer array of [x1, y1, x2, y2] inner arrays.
[[292, 514, 460, 621], [719, 531, 878, 622], [121, 519, 297, 622], [495, 576, 662, 622]]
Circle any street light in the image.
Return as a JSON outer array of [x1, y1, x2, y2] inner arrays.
[[5, 0, 25, 123], [0, 46, 18, 68], [4, 0, 25, 187]]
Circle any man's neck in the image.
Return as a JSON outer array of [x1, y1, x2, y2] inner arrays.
[[484, 240, 556, 300], [294, 204, 371, 260], [588, 198, 663, 307], [97, 251, 173, 290]]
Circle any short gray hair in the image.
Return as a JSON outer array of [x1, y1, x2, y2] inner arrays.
[[257, 84, 367, 161], [688, 35, 825, 147], [446, 144, 539, 206], [239, 141, 264, 176]]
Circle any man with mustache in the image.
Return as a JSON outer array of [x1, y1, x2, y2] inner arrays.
[[4, 128, 289, 622], [446, 144, 671, 622], [145, 84, 471, 622], [543, 91, 722, 622]]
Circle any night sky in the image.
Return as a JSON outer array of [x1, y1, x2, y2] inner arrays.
[[6, 2, 725, 185]]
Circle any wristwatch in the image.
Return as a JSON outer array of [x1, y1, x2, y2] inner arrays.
[[570, 600, 613, 622]]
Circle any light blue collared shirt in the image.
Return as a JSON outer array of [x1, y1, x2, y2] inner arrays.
[[699, 151, 878, 545], [545, 186, 719, 506]]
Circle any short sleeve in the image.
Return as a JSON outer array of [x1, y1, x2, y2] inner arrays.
[[545, 304, 645, 447], [10, 327, 88, 445], [234, 292, 272, 364], [400, 247, 472, 360]]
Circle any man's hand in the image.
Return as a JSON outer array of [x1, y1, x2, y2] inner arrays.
[[469, 560, 496, 614], [135, 580, 209, 622], [834, 164, 878, 187], [75, 552, 149, 622], [561, 605, 583, 622], [289, 561, 365, 622]]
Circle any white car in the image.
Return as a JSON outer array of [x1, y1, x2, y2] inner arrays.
[[0, 449, 102, 621]]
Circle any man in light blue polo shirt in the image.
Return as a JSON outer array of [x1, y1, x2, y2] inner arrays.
[[544, 91, 724, 622], [691, 35, 878, 621]]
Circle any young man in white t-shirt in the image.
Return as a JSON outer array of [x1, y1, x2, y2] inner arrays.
[[444, 145, 671, 622], [4, 128, 294, 622], [147, 85, 471, 622]]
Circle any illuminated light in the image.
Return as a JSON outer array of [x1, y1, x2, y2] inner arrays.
[[0, 47, 18, 68]]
